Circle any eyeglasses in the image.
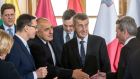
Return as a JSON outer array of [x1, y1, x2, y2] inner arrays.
[[28, 25, 38, 29]]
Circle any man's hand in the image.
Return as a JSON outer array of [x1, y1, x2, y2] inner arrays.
[[72, 69, 90, 79], [36, 66, 48, 78], [90, 71, 106, 79]]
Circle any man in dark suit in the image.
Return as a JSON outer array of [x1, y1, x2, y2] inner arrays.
[[123, 44, 140, 79], [61, 13, 111, 79], [29, 18, 89, 79], [0, 3, 16, 36], [115, 16, 138, 79], [136, 26, 140, 40], [6, 14, 47, 79], [53, 9, 76, 53]]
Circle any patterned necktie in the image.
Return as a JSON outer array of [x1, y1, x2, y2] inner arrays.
[[66, 33, 70, 42], [7, 28, 13, 36], [80, 40, 85, 65]]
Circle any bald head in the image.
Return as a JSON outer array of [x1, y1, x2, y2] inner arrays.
[[37, 17, 52, 29], [36, 18, 53, 42]]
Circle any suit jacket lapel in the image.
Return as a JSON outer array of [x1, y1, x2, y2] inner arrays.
[[14, 36, 35, 68], [60, 27, 64, 44], [36, 37, 55, 65], [72, 38, 83, 67], [83, 35, 98, 75]]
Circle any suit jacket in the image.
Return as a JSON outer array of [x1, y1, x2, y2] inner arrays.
[[136, 27, 140, 40], [28, 36, 72, 79], [61, 35, 111, 77], [117, 38, 140, 79], [0, 24, 16, 33], [0, 59, 21, 79], [53, 25, 76, 55], [6, 35, 36, 79], [123, 50, 140, 79]]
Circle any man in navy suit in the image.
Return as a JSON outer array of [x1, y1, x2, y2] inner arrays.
[[6, 14, 47, 79], [61, 13, 111, 79], [0, 3, 16, 36], [53, 9, 76, 53]]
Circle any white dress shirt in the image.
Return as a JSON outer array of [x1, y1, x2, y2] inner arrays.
[[63, 30, 74, 43], [3, 24, 15, 35], [77, 35, 88, 56]]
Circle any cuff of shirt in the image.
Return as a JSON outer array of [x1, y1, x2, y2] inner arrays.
[[33, 71, 37, 79]]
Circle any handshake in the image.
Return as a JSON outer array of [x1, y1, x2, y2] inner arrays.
[[90, 71, 106, 79], [72, 69, 106, 79]]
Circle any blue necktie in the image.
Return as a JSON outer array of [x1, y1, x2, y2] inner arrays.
[[7, 28, 13, 36], [26, 44, 31, 55], [66, 33, 70, 42], [80, 41, 85, 65]]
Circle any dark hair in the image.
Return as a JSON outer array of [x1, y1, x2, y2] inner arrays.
[[1, 3, 15, 15], [16, 14, 36, 31], [62, 9, 76, 20], [116, 16, 137, 36], [73, 13, 88, 25]]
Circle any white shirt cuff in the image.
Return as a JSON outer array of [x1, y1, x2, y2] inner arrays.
[[33, 71, 37, 79]]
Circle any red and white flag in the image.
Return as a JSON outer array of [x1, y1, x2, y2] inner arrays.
[[93, 0, 123, 72]]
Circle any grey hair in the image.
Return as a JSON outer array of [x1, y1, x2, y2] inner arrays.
[[116, 16, 137, 36]]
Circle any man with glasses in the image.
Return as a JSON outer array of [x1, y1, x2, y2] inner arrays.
[[0, 3, 16, 36], [6, 14, 48, 79]]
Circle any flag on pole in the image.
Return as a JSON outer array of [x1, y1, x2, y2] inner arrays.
[[126, 0, 140, 27], [36, 0, 57, 26], [5, 0, 20, 19], [93, 0, 123, 72], [67, 0, 86, 13]]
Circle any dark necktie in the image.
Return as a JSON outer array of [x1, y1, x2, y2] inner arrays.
[[7, 28, 13, 36], [66, 33, 70, 42], [45, 43, 55, 65], [80, 41, 85, 65]]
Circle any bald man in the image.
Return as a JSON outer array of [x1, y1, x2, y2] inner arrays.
[[28, 18, 89, 79]]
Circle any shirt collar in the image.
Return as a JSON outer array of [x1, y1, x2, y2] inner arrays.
[[15, 34, 28, 46], [63, 30, 74, 35], [40, 38, 48, 44], [3, 23, 15, 30], [124, 36, 136, 45], [77, 35, 88, 43]]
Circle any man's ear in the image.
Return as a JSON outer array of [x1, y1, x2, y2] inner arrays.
[[24, 25, 29, 32]]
